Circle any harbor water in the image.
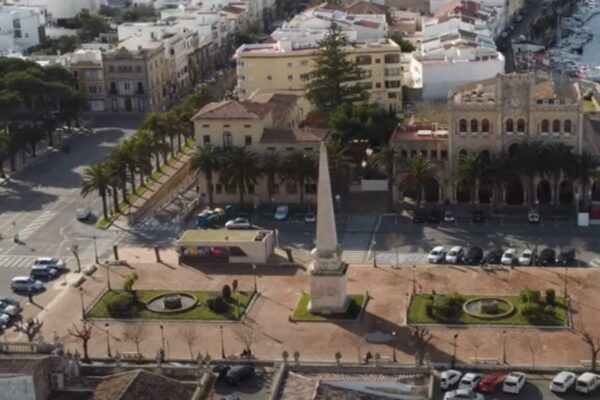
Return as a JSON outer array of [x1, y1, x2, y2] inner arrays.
[[582, 13, 600, 67]]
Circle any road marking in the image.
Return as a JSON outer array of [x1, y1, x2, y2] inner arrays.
[[0, 255, 38, 268], [17, 211, 58, 240]]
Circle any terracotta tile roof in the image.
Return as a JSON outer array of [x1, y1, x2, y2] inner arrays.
[[221, 5, 244, 14], [90, 370, 195, 400], [260, 127, 328, 143], [0, 355, 49, 375], [192, 101, 260, 120]]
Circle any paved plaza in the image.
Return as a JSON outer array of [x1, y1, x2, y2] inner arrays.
[[27, 246, 600, 369]]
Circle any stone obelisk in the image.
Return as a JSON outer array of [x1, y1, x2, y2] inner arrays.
[[309, 142, 349, 314]]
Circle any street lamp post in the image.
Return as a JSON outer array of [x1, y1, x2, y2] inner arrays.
[[412, 265, 417, 293], [395, 244, 399, 269], [105, 323, 112, 358], [391, 331, 397, 362], [373, 241, 377, 268], [106, 261, 111, 291], [564, 265, 569, 298], [93, 236, 99, 264], [252, 264, 257, 292], [451, 334, 459, 368], [159, 325, 165, 361], [502, 330, 507, 364], [79, 288, 86, 320], [220, 325, 225, 359]]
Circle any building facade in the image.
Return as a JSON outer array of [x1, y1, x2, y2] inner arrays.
[[70, 49, 105, 112], [0, 5, 44, 53]]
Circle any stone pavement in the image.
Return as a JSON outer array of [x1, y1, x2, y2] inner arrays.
[[28, 247, 600, 367]]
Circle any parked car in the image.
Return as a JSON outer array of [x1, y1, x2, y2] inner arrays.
[[459, 373, 482, 390], [518, 249, 534, 266], [212, 364, 231, 378], [463, 247, 483, 265], [225, 365, 254, 385], [557, 249, 576, 266], [503, 372, 527, 394], [550, 371, 576, 393], [412, 210, 426, 223], [472, 210, 485, 223], [538, 248, 556, 266], [478, 373, 505, 393], [440, 369, 462, 390], [483, 249, 503, 264], [501, 248, 518, 265], [75, 206, 92, 221], [0, 301, 19, 317], [443, 388, 483, 400], [445, 246, 464, 264], [225, 218, 252, 230], [576, 372, 600, 394], [428, 210, 442, 223], [33, 257, 66, 271], [428, 246, 446, 264], [527, 211, 540, 224], [30, 265, 59, 279], [0, 297, 20, 307], [10, 277, 43, 292], [274, 205, 289, 221], [444, 210, 455, 222], [0, 313, 10, 326], [304, 212, 316, 223]]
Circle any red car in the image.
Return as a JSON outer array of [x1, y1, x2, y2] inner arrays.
[[478, 373, 505, 392]]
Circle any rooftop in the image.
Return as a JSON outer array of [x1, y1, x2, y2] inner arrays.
[[0, 354, 49, 375], [390, 126, 449, 142], [91, 369, 195, 400], [178, 229, 270, 242], [192, 100, 261, 120], [260, 127, 329, 144]]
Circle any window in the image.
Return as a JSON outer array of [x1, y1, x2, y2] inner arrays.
[[410, 150, 417, 157], [300, 73, 309, 81], [385, 68, 401, 76], [215, 184, 223, 194], [431, 150, 438, 158], [400, 149, 407, 158], [375, 58, 381, 63], [137, 82, 144, 94], [267, 75, 272, 80], [441, 150, 448, 160], [109, 66, 115, 73], [287, 62, 292, 67], [388, 92, 397, 99], [375, 82, 381, 89], [244, 124, 251, 128], [356, 55, 372, 65], [506, 118, 514, 132], [88, 86, 98, 94], [202, 124, 210, 128], [138, 99, 145, 112], [123, 82, 131, 91], [564, 120, 572, 133], [170, 49, 175, 56], [244, 135, 252, 146], [110, 82, 117, 94], [470, 119, 478, 133], [223, 124, 230, 128], [111, 98, 118, 111], [223, 131, 233, 148], [287, 75, 293, 81], [384, 54, 400, 64], [305, 183, 317, 194], [385, 80, 401, 89], [482, 119, 490, 133], [135, 66, 142, 73], [203, 135, 211, 144], [286, 183, 297, 194], [553, 119, 561, 133], [300, 60, 309, 66], [421, 150, 427, 157], [541, 119, 549, 133], [459, 119, 467, 133], [225, 185, 236, 194]]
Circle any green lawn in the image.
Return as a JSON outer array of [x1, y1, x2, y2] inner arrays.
[[291, 294, 365, 321], [408, 294, 568, 326], [88, 290, 253, 321]]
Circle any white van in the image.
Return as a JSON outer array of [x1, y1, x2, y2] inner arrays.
[[576, 372, 600, 394]]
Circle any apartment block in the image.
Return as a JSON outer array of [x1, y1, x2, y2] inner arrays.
[[69, 49, 105, 112], [0, 4, 44, 53]]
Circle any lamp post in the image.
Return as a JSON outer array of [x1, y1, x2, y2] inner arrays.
[[372, 241, 377, 268], [252, 264, 257, 292], [391, 331, 397, 362], [220, 325, 225, 359], [159, 324, 165, 361], [502, 330, 507, 364], [412, 265, 417, 293], [79, 287, 86, 320], [451, 334, 458, 368], [395, 244, 399, 269], [105, 323, 112, 358], [564, 265, 569, 298], [93, 236, 99, 264], [106, 261, 111, 291]]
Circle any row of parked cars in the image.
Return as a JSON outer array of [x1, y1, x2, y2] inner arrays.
[[441, 369, 599, 399], [224, 205, 317, 230], [428, 246, 576, 266], [0, 297, 21, 328], [9, 257, 67, 294]]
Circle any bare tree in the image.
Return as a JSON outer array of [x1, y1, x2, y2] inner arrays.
[[68, 320, 93, 363], [14, 318, 43, 342], [177, 325, 201, 360], [412, 101, 449, 126], [233, 323, 254, 355], [581, 331, 600, 372], [122, 323, 148, 355], [410, 326, 433, 366]]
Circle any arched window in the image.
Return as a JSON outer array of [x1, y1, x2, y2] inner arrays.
[[541, 119, 549, 133], [481, 119, 490, 133], [459, 119, 467, 133], [223, 131, 233, 148], [470, 119, 479, 133], [564, 120, 572, 133], [517, 118, 525, 133], [506, 118, 514, 133], [553, 119, 561, 133]]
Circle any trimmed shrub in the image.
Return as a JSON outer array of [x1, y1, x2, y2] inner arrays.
[[222, 285, 232, 301], [544, 305, 555, 316], [529, 290, 541, 303], [207, 295, 228, 313], [106, 292, 136, 317], [520, 302, 544, 321], [448, 292, 464, 305], [520, 288, 533, 302], [432, 295, 453, 319], [545, 289, 556, 305], [123, 273, 139, 293]]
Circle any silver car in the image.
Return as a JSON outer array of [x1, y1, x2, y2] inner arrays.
[[10, 277, 43, 292], [0, 301, 19, 317]]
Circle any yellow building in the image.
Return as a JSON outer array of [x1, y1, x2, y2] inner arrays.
[[235, 38, 404, 113]]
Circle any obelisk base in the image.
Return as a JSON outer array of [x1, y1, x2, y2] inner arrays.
[[309, 270, 349, 315]]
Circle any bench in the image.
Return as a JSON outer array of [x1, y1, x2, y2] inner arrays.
[[105, 260, 129, 266], [469, 358, 500, 364], [121, 352, 143, 360]]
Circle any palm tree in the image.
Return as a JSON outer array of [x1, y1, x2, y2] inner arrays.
[[396, 155, 436, 208], [191, 144, 222, 208], [261, 152, 280, 204], [219, 147, 262, 204], [453, 153, 480, 205], [135, 129, 168, 173], [143, 112, 172, 161], [484, 152, 514, 208], [81, 163, 111, 220], [568, 151, 600, 209], [542, 143, 575, 207], [281, 151, 317, 204], [106, 152, 128, 205], [116, 140, 139, 191], [371, 144, 398, 211], [516, 141, 547, 206]]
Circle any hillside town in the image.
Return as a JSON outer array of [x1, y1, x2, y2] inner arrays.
[[2, 0, 600, 399]]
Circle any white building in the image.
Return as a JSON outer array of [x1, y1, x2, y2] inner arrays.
[[11, 0, 108, 21], [0, 4, 44, 53]]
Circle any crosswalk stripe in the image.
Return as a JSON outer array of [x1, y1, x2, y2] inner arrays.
[[0, 255, 38, 268], [17, 211, 58, 240]]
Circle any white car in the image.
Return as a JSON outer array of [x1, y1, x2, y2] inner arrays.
[[10, 277, 43, 292], [304, 212, 316, 223], [33, 257, 66, 271], [428, 246, 446, 264], [441, 369, 462, 390], [501, 248, 518, 265], [503, 372, 527, 394], [225, 218, 252, 230], [518, 249, 534, 266], [75, 206, 92, 221], [0, 313, 10, 326], [459, 373, 482, 390], [274, 205, 289, 221], [445, 246, 464, 264], [576, 372, 600, 394], [443, 388, 483, 400], [550, 371, 576, 393], [444, 211, 455, 222], [528, 212, 540, 224], [0, 301, 19, 317]]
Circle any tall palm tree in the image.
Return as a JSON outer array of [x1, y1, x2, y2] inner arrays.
[[191, 144, 222, 208], [135, 129, 168, 173], [143, 112, 172, 161], [484, 152, 515, 208], [106, 152, 128, 205], [371, 144, 398, 211], [281, 151, 317, 204], [219, 147, 262, 204], [453, 153, 480, 205], [396, 154, 436, 208], [261, 152, 280, 204], [516, 141, 547, 206], [567, 151, 600, 209], [543, 143, 575, 207], [81, 163, 111, 220]]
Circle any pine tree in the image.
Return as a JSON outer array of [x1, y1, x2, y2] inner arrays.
[[305, 22, 367, 114]]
